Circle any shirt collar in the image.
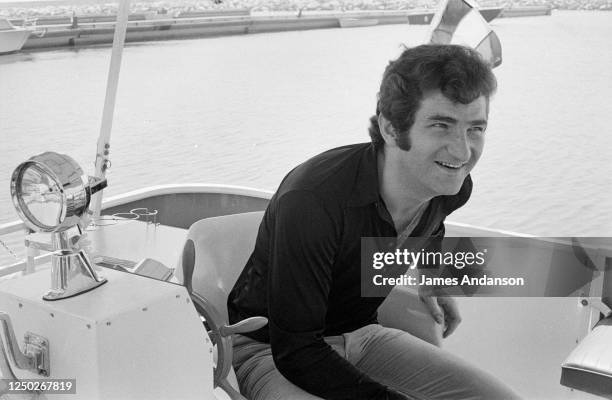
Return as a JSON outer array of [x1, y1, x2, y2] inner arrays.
[[347, 143, 473, 213]]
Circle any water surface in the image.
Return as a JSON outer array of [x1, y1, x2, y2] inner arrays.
[[1, 11, 611, 237]]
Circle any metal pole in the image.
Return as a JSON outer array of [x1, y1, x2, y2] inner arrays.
[[91, 0, 131, 219]]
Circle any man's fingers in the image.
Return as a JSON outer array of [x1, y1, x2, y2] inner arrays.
[[443, 316, 461, 338], [439, 298, 462, 338], [420, 296, 444, 325]]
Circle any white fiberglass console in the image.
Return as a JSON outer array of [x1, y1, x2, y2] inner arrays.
[[0, 267, 219, 400]]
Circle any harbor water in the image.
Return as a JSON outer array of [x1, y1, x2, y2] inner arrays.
[[1, 11, 611, 243]]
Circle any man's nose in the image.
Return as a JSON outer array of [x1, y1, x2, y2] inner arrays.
[[446, 128, 471, 161]]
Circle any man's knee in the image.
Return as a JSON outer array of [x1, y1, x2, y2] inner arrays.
[[234, 342, 323, 400]]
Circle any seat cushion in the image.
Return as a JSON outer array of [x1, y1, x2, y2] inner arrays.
[[561, 316, 612, 398]]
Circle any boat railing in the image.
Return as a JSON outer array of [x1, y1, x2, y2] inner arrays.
[[0, 184, 274, 278], [0, 220, 50, 278], [1, 184, 609, 295], [0, 220, 25, 236]]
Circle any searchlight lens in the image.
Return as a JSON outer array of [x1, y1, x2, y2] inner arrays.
[[18, 163, 64, 230], [10, 152, 107, 233]]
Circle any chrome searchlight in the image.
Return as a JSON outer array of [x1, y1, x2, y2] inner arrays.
[[10, 152, 108, 300]]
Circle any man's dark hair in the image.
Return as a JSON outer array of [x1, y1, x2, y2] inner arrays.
[[368, 44, 497, 150]]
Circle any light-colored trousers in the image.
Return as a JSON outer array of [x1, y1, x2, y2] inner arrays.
[[233, 324, 521, 400]]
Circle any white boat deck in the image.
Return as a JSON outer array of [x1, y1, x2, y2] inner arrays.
[[1, 186, 609, 399]]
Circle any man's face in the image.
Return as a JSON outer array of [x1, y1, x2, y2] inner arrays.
[[384, 90, 488, 198]]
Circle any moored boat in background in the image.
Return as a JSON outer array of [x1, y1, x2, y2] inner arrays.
[[0, 18, 31, 54]]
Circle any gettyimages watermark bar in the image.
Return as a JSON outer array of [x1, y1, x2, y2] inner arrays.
[[360, 236, 612, 298]]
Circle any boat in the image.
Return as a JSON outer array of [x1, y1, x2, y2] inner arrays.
[[0, 18, 31, 54], [0, 1, 611, 399]]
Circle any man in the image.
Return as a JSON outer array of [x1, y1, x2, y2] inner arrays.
[[227, 44, 520, 400]]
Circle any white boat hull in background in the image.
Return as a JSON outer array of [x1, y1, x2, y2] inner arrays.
[[0, 21, 30, 54]]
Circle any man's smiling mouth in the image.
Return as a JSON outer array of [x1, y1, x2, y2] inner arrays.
[[435, 161, 465, 170]]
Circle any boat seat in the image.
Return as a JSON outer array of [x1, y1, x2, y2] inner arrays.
[[178, 211, 268, 400], [177, 211, 441, 399], [561, 315, 612, 398]]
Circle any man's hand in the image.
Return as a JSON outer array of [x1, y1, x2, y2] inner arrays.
[[419, 295, 461, 338]]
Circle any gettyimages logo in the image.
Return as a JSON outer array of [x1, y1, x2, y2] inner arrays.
[[361, 237, 610, 298], [372, 248, 487, 270]]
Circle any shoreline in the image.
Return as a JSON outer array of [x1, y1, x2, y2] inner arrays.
[[0, 6, 561, 53], [17, 10, 430, 52], [1, 0, 610, 18]]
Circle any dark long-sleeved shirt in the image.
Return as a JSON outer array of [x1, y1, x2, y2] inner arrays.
[[227, 142, 472, 399]]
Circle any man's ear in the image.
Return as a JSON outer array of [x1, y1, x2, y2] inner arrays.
[[378, 114, 397, 145]]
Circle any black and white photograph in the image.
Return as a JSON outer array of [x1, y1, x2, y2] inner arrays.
[[0, 0, 611, 398]]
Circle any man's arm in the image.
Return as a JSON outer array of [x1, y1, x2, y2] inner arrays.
[[267, 190, 405, 400]]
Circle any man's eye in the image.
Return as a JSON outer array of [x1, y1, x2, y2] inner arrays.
[[469, 126, 486, 134], [431, 123, 448, 129]]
